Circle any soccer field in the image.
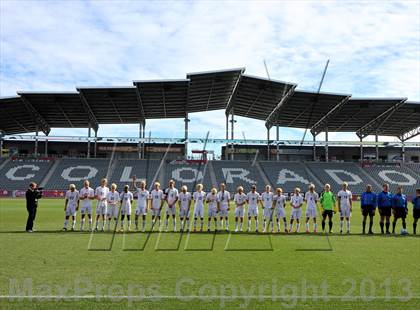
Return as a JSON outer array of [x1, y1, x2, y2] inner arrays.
[[0, 198, 419, 310]]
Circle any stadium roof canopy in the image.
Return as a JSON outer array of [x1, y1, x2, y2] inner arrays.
[[18, 91, 92, 131], [226, 74, 297, 122], [1, 67, 418, 140], [310, 98, 407, 136], [77, 87, 142, 125], [187, 68, 244, 113], [267, 90, 351, 130], [0, 96, 43, 135], [133, 80, 189, 119]]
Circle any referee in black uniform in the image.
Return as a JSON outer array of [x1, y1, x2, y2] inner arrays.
[[25, 182, 43, 232]]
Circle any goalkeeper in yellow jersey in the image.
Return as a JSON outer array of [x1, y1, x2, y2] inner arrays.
[[320, 183, 336, 233]]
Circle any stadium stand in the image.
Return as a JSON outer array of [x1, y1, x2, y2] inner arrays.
[[406, 163, 420, 178], [305, 162, 375, 194], [0, 158, 53, 190], [362, 164, 420, 195], [211, 160, 266, 192], [109, 159, 162, 191], [259, 161, 320, 194], [163, 161, 213, 192], [44, 158, 110, 190]]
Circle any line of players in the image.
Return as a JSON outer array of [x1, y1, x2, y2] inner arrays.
[[62, 177, 420, 235]]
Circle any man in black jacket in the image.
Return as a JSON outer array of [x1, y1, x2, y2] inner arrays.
[[25, 182, 42, 232]]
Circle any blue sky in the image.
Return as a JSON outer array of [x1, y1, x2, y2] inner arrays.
[[1, 0, 419, 144]]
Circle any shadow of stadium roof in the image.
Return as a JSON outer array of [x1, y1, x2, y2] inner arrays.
[[0, 68, 418, 139]]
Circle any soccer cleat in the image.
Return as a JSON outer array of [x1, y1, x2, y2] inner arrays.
[[207, 229, 211, 233], [314, 229, 317, 234], [368, 231, 374, 235], [340, 230, 343, 234], [347, 230, 350, 234], [235, 228, 239, 232], [285, 229, 288, 233], [306, 229, 310, 234], [62, 227, 67, 231], [27, 230, 33, 233], [255, 229, 259, 233]]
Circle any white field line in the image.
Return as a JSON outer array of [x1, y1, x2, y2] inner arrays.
[[1, 295, 419, 300]]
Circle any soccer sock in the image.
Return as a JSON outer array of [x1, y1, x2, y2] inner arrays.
[[380, 222, 384, 233], [369, 220, 373, 232], [101, 220, 105, 230], [88, 219, 92, 230], [392, 221, 396, 233], [72, 220, 76, 229], [80, 219, 85, 230], [314, 223, 318, 231], [208, 220, 211, 229], [127, 220, 131, 229], [173, 218, 176, 230], [270, 221, 273, 230], [200, 219, 204, 230], [121, 219, 124, 229], [322, 221, 326, 231], [64, 219, 68, 228], [142, 219, 146, 230], [247, 219, 251, 230], [255, 219, 259, 231], [296, 223, 300, 232], [402, 220, 406, 230], [306, 222, 309, 230], [346, 221, 350, 232], [226, 219, 229, 229], [328, 221, 333, 232], [277, 221, 280, 231], [107, 220, 111, 230], [340, 220, 343, 231], [186, 219, 190, 229], [413, 223, 417, 234], [239, 222, 243, 230], [263, 220, 267, 230], [385, 222, 390, 232], [194, 219, 197, 229], [235, 222, 238, 230], [165, 218, 169, 229], [283, 219, 287, 230], [95, 220, 98, 229], [135, 220, 139, 229]]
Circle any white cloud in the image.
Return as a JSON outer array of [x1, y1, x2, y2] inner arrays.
[[1, 0, 419, 147]]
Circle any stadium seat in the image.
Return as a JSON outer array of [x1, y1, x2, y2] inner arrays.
[[211, 160, 267, 193], [44, 158, 110, 190], [0, 158, 53, 191], [163, 161, 213, 192], [260, 161, 321, 194]]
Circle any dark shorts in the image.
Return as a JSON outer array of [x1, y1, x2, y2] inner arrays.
[[393, 208, 407, 219], [362, 205, 375, 217], [413, 209, 420, 219], [379, 207, 392, 217], [322, 210, 333, 218]]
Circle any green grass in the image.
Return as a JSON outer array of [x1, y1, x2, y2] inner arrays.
[[0, 198, 419, 310]]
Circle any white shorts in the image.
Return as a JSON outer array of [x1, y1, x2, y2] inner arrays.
[[121, 205, 131, 216], [179, 208, 190, 218], [80, 205, 92, 215], [263, 208, 274, 219], [96, 203, 107, 216], [276, 207, 286, 219], [340, 207, 351, 218], [291, 208, 302, 220], [305, 207, 317, 218], [247, 205, 259, 217], [135, 206, 147, 216], [208, 207, 218, 218], [235, 207, 244, 218], [166, 206, 177, 216], [65, 205, 77, 217], [107, 205, 119, 218], [219, 205, 229, 217], [151, 208, 161, 217], [194, 205, 204, 218]]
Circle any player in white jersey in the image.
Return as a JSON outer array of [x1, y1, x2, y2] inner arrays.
[[337, 182, 353, 234], [261, 185, 275, 233], [150, 182, 164, 230], [217, 183, 231, 231], [289, 187, 304, 233], [234, 186, 247, 232], [79, 180, 95, 231], [273, 188, 288, 233], [304, 184, 319, 233], [246, 185, 261, 232], [119, 185, 133, 231], [206, 188, 218, 232], [164, 180, 179, 232], [63, 184, 79, 231], [106, 183, 120, 231], [132, 176, 150, 231], [193, 184, 206, 232], [178, 186, 192, 232], [94, 178, 109, 231]]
